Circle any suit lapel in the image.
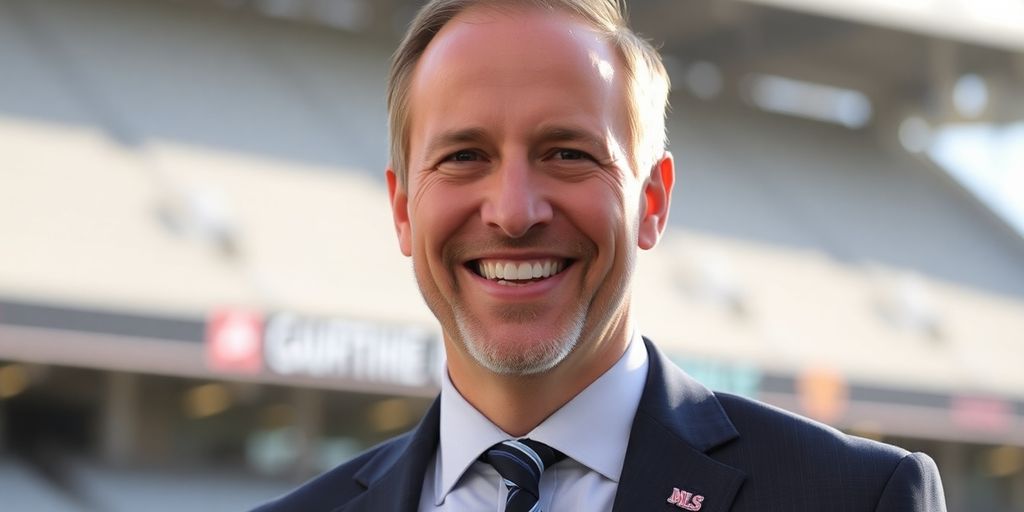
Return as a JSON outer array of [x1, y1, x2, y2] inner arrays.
[[613, 339, 746, 512], [334, 398, 440, 512]]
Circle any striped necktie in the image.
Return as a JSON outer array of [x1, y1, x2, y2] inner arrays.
[[479, 438, 566, 512]]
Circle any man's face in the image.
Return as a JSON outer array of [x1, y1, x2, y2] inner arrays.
[[388, 6, 670, 377]]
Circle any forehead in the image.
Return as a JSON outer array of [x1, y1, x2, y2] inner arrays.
[[418, 5, 615, 82], [406, 5, 626, 149]]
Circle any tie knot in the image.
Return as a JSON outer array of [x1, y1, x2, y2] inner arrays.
[[480, 439, 566, 512]]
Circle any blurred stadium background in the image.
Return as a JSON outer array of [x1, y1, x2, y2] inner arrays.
[[1, 0, 1023, 510]]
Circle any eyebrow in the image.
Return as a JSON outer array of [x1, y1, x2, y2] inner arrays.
[[423, 127, 489, 159], [534, 126, 607, 153]]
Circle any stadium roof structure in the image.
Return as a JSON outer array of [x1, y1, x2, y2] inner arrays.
[[737, 0, 1024, 52]]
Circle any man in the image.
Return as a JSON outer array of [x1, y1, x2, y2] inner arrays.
[[256, 0, 946, 510]]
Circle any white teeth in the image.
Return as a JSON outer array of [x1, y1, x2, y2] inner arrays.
[[476, 258, 566, 281], [516, 263, 532, 280]]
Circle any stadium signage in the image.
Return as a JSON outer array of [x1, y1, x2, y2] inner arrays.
[[206, 309, 440, 387], [263, 313, 438, 387]]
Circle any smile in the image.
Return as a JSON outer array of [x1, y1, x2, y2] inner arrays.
[[471, 258, 570, 285]]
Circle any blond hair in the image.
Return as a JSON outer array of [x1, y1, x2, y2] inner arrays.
[[386, 0, 670, 186]]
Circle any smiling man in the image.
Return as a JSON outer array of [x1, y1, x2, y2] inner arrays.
[[255, 1, 946, 511]]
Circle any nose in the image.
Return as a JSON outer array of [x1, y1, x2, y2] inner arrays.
[[480, 158, 553, 238]]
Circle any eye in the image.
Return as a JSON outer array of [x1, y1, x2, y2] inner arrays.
[[541, 147, 601, 179], [445, 150, 482, 162], [554, 149, 588, 161], [434, 149, 490, 177]]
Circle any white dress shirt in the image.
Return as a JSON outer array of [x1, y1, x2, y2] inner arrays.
[[417, 334, 649, 511]]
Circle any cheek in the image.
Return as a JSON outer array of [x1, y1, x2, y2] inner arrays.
[[564, 180, 642, 290], [408, 180, 477, 261], [572, 179, 637, 238], [559, 188, 625, 263]]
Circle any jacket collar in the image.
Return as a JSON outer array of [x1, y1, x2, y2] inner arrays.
[[612, 338, 745, 512]]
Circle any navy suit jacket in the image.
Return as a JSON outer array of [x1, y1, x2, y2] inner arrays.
[[254, 338, 946, 511]]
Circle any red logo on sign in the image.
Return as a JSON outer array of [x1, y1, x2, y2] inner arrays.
[[206, 309, 263, 373]]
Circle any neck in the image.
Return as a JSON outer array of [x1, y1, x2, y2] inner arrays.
[[445, 319, 632, 437]]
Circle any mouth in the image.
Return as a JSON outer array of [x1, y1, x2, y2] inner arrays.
[[467, 258, 572, 286]]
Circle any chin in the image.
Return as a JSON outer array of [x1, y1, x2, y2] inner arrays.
[[454, 309, 585, 376]]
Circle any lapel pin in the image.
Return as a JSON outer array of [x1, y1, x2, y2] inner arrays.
[[667, 487, 704, 511]]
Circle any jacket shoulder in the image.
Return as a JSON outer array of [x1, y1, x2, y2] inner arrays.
[[250, 432, 414, 512], [712, 392, 944, 510], [715, 391, 908, 462]]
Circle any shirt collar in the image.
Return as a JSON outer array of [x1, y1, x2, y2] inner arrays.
[[435, 364, 514, 504], [435, 332, 649, 504]]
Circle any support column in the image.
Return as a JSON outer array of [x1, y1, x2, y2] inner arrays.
[[100, 372, 138, 465], [0, 400, 6, 453], [927, 39, 958, 123], [937, 442, 967, 511], [1013, 53, 1024, 83], [1007, 54, 1024, 121], [291, 388, 323, 478]]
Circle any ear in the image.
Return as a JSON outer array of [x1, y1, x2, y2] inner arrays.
[[638, 151, 675, 250], [386, 168, 413, 257]]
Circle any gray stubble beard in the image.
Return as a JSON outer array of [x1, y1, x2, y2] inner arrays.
[[452, 301, 585, 376]]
